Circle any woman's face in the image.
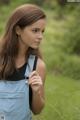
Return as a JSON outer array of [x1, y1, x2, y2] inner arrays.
[[16, 19, 46, 49]]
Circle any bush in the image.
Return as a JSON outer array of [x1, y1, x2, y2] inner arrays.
[[62, 6, 80, 55], [61, 55, 80, 80]]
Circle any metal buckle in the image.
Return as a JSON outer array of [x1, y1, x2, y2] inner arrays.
[[0, 113, 5, 120]]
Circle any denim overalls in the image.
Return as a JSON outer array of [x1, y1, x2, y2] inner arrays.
[[0, 55, 36, 120]]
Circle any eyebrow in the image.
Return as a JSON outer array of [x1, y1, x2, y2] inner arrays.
[[32, 27, 45, 32]]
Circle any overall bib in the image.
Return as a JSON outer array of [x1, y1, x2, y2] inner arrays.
[[0, 55, 36, 120]]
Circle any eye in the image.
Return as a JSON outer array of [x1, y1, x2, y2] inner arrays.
[[32, 28, 40, 33], [42, 29, 45, 33]]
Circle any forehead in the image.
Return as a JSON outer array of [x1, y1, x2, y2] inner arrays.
[[28, 19, 46, 28]]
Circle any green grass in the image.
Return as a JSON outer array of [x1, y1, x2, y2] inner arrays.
[[33, 73, 80, 120], [0, 1, 80, 120]]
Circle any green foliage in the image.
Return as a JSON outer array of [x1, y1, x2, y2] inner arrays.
[[52, 5, 80, 80], [47, 5, 80, 80], [62, 8, 80, 55], [0, 1, 80, 120], [59, 55, 80, 80], [27, 0, 44, 6], [28, 0, 55, 9], [0, 0, 10, 4]]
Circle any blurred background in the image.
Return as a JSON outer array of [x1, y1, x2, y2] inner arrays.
[[0, 0, 80, 120]]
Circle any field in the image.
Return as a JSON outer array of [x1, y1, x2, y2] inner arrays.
[[33, 74, 80, 120], [0, 1, 80, 120]]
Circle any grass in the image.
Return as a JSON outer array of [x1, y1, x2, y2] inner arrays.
[[33, 73, 80, 120], [0, 1, 80, 120]]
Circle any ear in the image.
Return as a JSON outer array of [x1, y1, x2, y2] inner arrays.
[[15, 26, 21, 35]]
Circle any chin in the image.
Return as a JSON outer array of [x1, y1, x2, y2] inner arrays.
[[31, 46, 39, 49]]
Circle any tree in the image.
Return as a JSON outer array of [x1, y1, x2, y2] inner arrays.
[[57, 0, 67, 6], [29, 0, 44, 6], [0, 0, 10, 4]]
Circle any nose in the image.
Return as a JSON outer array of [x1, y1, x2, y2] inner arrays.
[[38, 32, 43, 40]]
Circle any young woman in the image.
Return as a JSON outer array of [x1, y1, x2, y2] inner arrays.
[[0, 4, 46, 120]]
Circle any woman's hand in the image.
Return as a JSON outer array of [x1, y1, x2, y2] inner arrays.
[[29, 71, 43, 93], [28, 58, 46, 114]]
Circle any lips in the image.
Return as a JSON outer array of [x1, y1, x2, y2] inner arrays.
[[35, 41, 40, 44]]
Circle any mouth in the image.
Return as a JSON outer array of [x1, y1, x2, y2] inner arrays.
[[35, 41, 40, 45]]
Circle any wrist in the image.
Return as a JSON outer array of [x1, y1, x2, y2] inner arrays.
[[33, 89, 41, 96]]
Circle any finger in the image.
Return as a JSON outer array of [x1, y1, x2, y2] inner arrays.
[[29, 76, 41, 82], [29, 76, 40, 80], [30, 81, 43, 85], [29, 79, 42, 85], [29, 71, 38, 78]]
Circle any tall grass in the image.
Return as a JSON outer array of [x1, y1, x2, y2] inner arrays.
[[33, 74, 80, 120], [0, 1, 80, 120]]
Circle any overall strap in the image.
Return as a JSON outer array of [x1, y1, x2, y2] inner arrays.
[[24, 55, 37, 79]]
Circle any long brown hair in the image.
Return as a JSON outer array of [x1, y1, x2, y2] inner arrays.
[[0, 4, 46, 79]]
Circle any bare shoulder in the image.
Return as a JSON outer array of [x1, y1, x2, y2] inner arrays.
[[37, 58, 46, 71], [36, 58, 46, 83]]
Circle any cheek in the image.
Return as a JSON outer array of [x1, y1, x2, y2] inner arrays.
[[21, 32, 29, 41], [20, 30, 36, 43], [27, 32, 36, 40]]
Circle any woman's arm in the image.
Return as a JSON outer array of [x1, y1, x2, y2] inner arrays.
[[29, 58, 46, 114]]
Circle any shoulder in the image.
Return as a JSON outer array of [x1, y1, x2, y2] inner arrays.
[[37, 58, 46, 71], [36, 58, 46, 83]]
